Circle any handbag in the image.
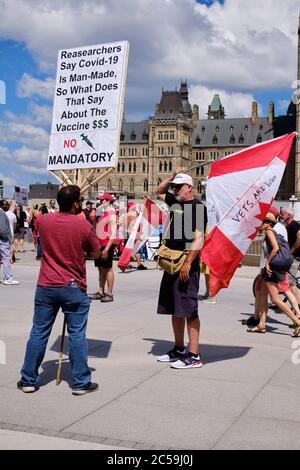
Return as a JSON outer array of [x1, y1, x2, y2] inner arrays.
[[269, 231, 293, 272], [156, 215, 188, 275]]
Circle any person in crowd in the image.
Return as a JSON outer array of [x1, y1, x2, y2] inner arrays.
[[34, 204, 50, 260], [247, 212, 300, 337], [4, 199, 17, 263], [0, 199, 19, 285], [83, 201, 94, 225], [17, 185, 101, 395], [14, 205, 28, 253], [89, 193, 117, 302], [280, 207, 300, 307], [28, 204, 40, 249], [123, 201, 148, 270], [155, 169, 206, 368]]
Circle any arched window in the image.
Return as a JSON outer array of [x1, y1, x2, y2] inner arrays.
[[107, 179, 112, 190], [144, 179, 148, 192], [117, 162, 121, 173], [164, 161, 168, 172], [133, 162, 136, 173], [129, 162, 132, 173], [118, 179, 123, 191], [142, 131, 148, 140], [238, 134, 244, 144], [122, 162, 125, 172], [130, 131, 136, 141], [229, 134, 235, 144], [169, 161, 172, 172], [244, 124, 248, 131], [129, 179, 134, 192], [201, 126, 205, 133], [159, 161, 163, 172], [143, 162, 147, 173], [259, 124, 263, 131], [195, 134, 201, 145], [256, 133, 262, 143], [212, 135, 218, 145]]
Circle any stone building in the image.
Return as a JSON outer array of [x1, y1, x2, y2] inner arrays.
[[81, 80, 296, 201]]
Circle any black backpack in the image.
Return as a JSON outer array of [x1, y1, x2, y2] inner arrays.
[[269, 231, 293, 272]]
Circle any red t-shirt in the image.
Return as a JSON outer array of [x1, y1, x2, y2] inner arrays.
[[37, 212, 100, 291]]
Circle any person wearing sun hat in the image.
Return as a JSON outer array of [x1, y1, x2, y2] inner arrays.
[[247, 211, 300, 336]]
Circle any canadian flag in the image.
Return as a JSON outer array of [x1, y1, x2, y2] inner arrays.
[[118, 198, 167, 272], [201, 132, 296, 296]]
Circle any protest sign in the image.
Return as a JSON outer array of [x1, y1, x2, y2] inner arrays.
[[47, 40, 129, 171], [14, 186, 28, 206]]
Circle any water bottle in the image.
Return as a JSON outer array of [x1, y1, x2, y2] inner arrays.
[[68, 279, 77, 288]]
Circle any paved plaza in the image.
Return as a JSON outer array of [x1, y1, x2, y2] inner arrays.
[[1, 247, 300, 450]]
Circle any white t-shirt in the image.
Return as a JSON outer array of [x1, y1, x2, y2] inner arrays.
[[6, 210, 17, 237]]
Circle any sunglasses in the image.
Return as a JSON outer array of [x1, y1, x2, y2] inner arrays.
[[170, 184, 185, 190]]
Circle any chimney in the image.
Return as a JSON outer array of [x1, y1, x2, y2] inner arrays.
[[268, 101, 274, 125], [251, 101, 258, 125], [192, 104, 199, 127]]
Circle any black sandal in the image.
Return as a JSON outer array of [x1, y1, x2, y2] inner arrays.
[[101, 294, 114, 303]]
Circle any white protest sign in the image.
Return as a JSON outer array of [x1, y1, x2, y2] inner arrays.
[[14, 186, 28, 206], [47, 40, 129, 171]]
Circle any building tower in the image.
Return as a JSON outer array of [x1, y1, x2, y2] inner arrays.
[[296, 14, 300, 196], [207, 94, 225, 120]]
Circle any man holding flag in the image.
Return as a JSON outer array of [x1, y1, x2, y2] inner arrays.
[[155, 169, 206, 369]]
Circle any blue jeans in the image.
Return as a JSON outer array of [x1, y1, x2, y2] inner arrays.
[[21, 286, 91, 390]]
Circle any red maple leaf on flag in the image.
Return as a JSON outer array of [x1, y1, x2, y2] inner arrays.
[[248, 201, 272, 240]]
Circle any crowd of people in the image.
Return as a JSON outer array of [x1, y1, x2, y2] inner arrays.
[[1, 168, 300, 395]]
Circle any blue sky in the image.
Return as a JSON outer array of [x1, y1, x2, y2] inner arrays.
[[0, 0, 299, 196]]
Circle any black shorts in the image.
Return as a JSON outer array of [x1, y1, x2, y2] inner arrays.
[[157, 261, 200, 319], [260, 267, 285, 284], [94, 245, 115, 269]]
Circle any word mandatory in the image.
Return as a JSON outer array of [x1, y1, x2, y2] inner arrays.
[[48, 152, 114, 166]]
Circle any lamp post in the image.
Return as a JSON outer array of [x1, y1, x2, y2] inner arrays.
[[289, 194, 298, 209]]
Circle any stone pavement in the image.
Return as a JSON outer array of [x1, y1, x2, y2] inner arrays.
[[1, 247, 300, 450]]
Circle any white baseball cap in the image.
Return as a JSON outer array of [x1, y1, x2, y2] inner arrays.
[[170, 173, 193, 186]]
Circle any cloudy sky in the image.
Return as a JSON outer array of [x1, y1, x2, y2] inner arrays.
[[0, 0, 299, 195]]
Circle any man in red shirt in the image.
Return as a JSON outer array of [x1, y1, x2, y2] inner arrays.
[[17, 185, 101, 395]]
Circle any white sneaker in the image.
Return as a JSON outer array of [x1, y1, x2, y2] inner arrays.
[[157, 347, 187, 362], [202, 296, 217, 304], [4, 279, 20, 285]]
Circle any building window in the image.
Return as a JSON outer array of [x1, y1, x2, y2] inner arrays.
[[159, 161, 163, 172], [256, 133, 262, 143], [244, 124, 248, 131], [201, 126, 205, 133], [142, 131, 148, 140], [122, 162, 125, 173], [107, 179, 112, 190], [129, 179, 134, 192], [259, 124, 263, 131], [195, 135, 201, 145], [158, 131, 163, 140], [164, 161, 168, 172], [144, 180, 148, 192], [201, 167, 204, 176], [119, 179, 123, 191], [169, 161, 172, 172], [120, 132, 124, 141], [164, 131, 169, 140], [170, 131, 175, 139], [133, 162, 136, 173], [117, 162, 120, 173], [230, 134, 235, 144], [129, 162, 132, 173], [239, 134, 244, 144], [142, 162, 147, 173], [130, 131, 136, 141], [216, 126, 219, 132], [212, 135, 218, 145], [230, 125, 234, 132], [197, 182, 202, 193]]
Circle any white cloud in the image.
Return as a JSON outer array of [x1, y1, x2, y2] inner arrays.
[[0, 120, 49, 149], [189, 85, 263, 118], [16, 73, 55, 101], [278, 99, 290, 114], [5, 103, 53, 127]]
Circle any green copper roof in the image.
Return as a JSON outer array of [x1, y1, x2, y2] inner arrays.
[[210, 94, 222, 111]]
